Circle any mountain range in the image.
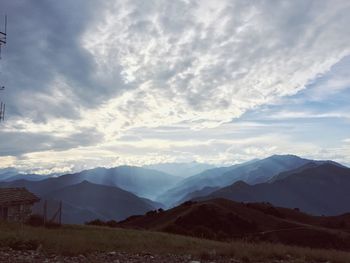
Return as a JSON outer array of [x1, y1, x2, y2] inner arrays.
[[143, 161, 216, 178], [0, 166, 176, 223], [0, 166, 179, 199], [157, 155, 314, 206], [1, 155, 350, 224], [197, 162, 350, 215], [0, 168, 49, 182]]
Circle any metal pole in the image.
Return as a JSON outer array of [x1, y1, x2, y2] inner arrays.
[[59, 201, 62, 225], [43, 200, 47, 225]]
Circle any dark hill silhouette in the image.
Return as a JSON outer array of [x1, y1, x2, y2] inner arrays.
[[200, 163, 350, 215], [158, 155, 311, 206], [118, 198, 350, 250]]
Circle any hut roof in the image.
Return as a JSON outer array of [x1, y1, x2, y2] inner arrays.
[[0, 188, 40, 205]]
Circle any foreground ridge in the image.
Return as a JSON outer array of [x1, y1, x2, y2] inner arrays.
[[1, 221, 350, 263]]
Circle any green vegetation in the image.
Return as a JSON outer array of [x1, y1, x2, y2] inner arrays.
[[1, 220, 350, 262]]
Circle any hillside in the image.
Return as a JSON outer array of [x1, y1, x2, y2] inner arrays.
[[2, 221, 350, 263], [201, 163, 350, 215], [119, 198, 350, 250], [32, 181, 160, 224], [158, 155, 311, 206]]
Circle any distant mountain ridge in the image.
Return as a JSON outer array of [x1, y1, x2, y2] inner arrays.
[[0, 173, 50, 182], [268, 160, 346, 183], [2, 155, 349, 223], [0, 166, 180, 200], [158, 155, 313, 206], [143, 162, 216, 177], [0, 167, 55, 182], [199, 163, 350, 215], [0, 167, 19, 179], [0, 166, 177, 223]]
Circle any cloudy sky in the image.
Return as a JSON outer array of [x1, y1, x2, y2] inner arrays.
[[0, 0, 349, 174]]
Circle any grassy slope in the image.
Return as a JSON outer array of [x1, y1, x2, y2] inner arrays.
[[118, 199, 350, 251], [1, 221, 350, 262]]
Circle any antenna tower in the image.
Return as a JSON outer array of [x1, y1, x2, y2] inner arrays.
[[0, 15, 7, 122]]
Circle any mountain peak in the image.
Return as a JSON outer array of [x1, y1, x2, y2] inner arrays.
[[267, 154, 303, 160]]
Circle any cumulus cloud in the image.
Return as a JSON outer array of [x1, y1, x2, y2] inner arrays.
[[81, 0, 350, 128], [1, 0, 350, 171]]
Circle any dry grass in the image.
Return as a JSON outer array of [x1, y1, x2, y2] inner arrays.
[[1, 220, 350, 262]]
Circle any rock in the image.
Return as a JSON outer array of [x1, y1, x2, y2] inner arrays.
[[0, 249, 255, 263]]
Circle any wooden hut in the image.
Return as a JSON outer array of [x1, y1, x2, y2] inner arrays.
[[0, 188, 40, 222]]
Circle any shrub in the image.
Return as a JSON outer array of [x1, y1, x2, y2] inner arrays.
[[146, 210, 157, 216]]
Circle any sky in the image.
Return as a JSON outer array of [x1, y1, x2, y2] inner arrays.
[[0, 0, 349, 174]]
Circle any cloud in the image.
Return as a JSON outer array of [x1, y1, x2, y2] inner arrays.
[[1, 0, 350, 171], [80, 0, 350, 128], [263, 110, 350, 120], [1, 0, 125, 121]]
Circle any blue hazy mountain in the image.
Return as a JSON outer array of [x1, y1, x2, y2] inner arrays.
[[200, 162, 350, 215], [158, 155, 311, 206], [0, 167, 54, 182], [0, 166, 172, 224], [0, 166, 180, 200], [36, 180, 160, 224], [143, 161, 216, 177]]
